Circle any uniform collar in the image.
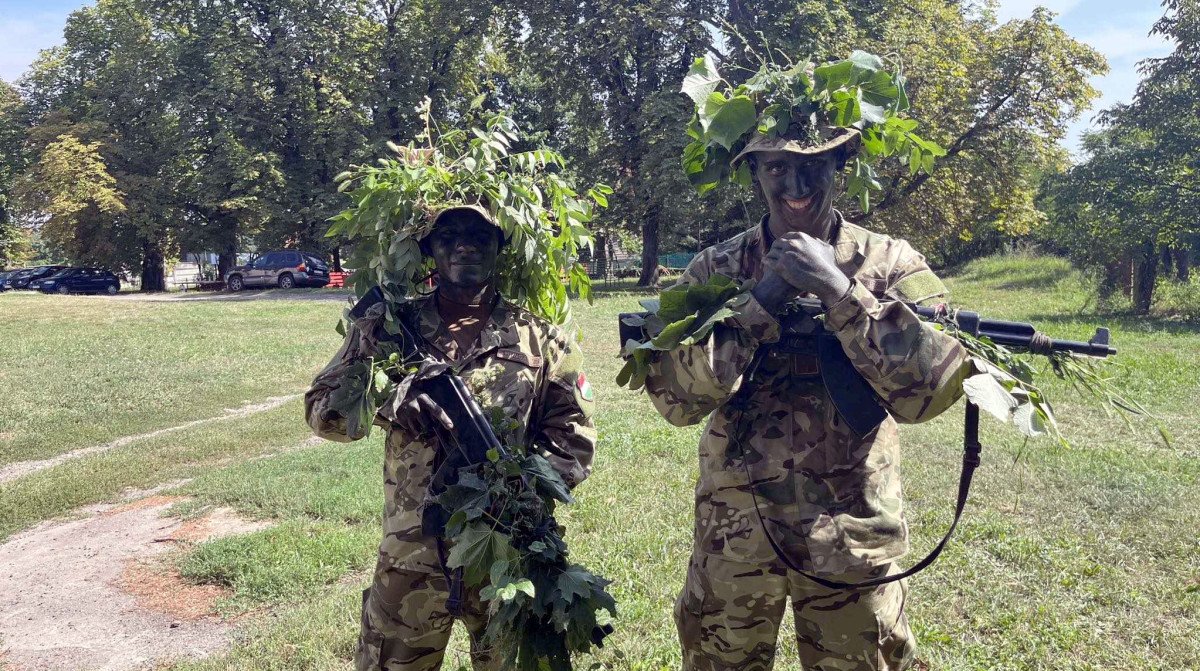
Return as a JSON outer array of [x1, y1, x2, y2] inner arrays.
[[414, 291, 521, 365]]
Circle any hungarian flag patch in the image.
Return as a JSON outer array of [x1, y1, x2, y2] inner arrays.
[[576, 372, 594, 402]]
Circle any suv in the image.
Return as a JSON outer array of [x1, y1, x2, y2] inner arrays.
[[225, 250, 329, 291], [32, 267, 121, 295]]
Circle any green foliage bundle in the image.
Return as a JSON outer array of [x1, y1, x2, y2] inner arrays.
[[329, 98, 609, 324], [616, 274, 743, 390], [438, 450, 616, 670], [680, 50, 946, 210]]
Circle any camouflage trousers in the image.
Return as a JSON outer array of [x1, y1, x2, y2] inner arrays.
[[675, 552, 914, 671], [355, 548, 501, 671]]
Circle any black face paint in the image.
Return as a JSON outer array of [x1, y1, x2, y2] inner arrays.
[[425, 213, 502, 289], [752, 150, 840, 241]]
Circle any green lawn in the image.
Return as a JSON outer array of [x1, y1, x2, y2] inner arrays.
[[0, 292, 348, 466], [2, 256, 1197, 670]]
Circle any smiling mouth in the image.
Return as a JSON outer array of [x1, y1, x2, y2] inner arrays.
[[782, 195, 815, 213]]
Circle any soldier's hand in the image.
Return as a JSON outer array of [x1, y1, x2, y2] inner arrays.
[[395, 392, 454, 436], [763, 232, 851, 306]]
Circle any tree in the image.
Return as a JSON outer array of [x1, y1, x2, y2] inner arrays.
[[0, 81, 27, 268], [1041, 0, 1200, 313], [16, 0, 184, 290]]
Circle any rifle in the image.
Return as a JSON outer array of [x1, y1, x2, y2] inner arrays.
[[349, 286, 508, 535], [619, 297, 1116, 436], [618, 296, 1118, 589]]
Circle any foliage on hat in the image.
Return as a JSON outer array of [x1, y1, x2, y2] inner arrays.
[[328, 97, 610, 325], [680, 50, 946, 211]]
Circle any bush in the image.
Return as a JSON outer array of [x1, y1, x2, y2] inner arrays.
[[1152, 276, 1200, 321]]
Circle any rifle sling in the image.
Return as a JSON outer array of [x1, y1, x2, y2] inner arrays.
[[732, 353, 984, 591]]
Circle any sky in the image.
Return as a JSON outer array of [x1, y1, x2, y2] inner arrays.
[[0, 0, 1176, 154]]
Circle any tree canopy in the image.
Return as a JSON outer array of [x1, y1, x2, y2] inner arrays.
[[4, 0, 1112, 290]]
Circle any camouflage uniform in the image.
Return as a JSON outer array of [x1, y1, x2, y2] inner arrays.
[[306, 294, 596, 671], [645, 215, 970, 670]]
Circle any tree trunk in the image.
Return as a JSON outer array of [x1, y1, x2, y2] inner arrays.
[[1174, 247, 1190, 282], [638, 204, 661, 287], [593, 232, 608, 281], [218, 246, 236, 279], [140, 241, 166, 292], [332, 246, 343, 273], [1132, 241, 1158, 314], [1099, 260, 1123, 299]]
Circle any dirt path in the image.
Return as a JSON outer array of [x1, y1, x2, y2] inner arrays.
[[0, 491, 271, 671], [0, 394, 304, 485]]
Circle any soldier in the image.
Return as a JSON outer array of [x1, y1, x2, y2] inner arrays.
[[644, 125, 971, 670], [305, 204, 597, 671]]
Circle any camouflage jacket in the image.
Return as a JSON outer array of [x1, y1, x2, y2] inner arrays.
[[305, 294, 596, 569], [645, 215, 970, 572]]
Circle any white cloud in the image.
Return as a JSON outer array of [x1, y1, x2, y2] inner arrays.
[[1077, 24, 1172, 60]]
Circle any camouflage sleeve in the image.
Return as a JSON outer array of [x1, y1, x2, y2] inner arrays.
[[643, 253, 781, 427], [534, 337, 597, 488], [824, 243, 970, 424], [304, 316, 377, 443]]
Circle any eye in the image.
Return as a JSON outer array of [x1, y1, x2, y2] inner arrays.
[[767, 164, 786, 176]]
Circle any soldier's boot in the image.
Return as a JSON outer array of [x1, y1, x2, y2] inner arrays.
[[675, 551, 789, 671], [789, 563, 915, 671]]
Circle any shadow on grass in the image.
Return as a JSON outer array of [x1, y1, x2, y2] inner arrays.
[[942, 265, 1074, 292]]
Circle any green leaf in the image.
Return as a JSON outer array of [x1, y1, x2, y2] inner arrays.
[[681, 56, 722, 108], [829, 90, 861, 126], [848, 50, 884, 71], [554, 565, 596, 603], [705, 95, 757, 150], [446, 525, 516, 587]]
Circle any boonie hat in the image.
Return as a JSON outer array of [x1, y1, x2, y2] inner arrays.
[[732, 125, 861, 166]]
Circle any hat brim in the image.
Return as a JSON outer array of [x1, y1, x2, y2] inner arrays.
[[432, 203, 499, 229], [731, 127, 861, 167], [428, 203, 509, 242]]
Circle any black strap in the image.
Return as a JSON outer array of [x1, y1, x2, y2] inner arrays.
[[434, 536, 466, 616], [732, 356, 983, 590]]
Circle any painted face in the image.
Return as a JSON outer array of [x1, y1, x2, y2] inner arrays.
[[425, 212, 502, 288], [752, 150, 841, 239]]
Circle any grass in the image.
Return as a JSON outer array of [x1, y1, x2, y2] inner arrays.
[[2, 255, 1197, 670], [0, 291, 348, 466]]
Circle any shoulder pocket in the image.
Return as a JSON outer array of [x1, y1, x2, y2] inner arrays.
[[889, 269, 947, 305]]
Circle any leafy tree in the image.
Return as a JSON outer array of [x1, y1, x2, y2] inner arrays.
[[1041, 0, 1200, 314], [0, 81, 27, 268], [508, 0, 718, 285], [15, 0, 184, 289]]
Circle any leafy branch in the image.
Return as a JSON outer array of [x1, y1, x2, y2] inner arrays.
[[679, 50, 946, 211], [327, 97, 609, 325]]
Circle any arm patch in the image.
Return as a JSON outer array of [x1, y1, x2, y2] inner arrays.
[[891, 269, 948, 305]]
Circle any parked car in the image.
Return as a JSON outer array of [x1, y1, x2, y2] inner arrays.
[[32, 267, 121, 295], [0, 270, 15, 292], [5, 265, 67, 290], [224, 250, 329, 291]]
